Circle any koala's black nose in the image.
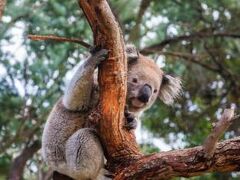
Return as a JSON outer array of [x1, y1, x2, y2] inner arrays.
[[138, 84, 152, 103]]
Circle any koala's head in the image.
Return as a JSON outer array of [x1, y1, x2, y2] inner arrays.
[[125, 44, 182, 113]]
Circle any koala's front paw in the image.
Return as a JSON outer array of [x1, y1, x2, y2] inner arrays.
[[89, 47, 108, 66], [124, 110, 137, 130]]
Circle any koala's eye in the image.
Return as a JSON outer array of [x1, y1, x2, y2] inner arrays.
[[153, 89, 158, 93], [132, 78, 138, 83]]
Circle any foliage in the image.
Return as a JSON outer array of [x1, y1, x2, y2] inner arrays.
[[0, 0, 240, 179]]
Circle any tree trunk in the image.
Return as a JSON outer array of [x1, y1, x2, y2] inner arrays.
[[78, 0, 141, 168]]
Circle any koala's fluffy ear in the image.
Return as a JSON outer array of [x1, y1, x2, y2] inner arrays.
[[159, 74, 182, 105], [125, 44, 139, 63]]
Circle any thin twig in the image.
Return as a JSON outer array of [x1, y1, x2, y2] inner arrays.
[[160, 51, 219, 72], [141, 31, 240, 55], [203, 109, 235, 159], [28, 34, 92, 49]]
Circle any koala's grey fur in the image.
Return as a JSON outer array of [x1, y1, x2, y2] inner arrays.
[[42, 45, 182, 180], [42, 49, 108, 180]]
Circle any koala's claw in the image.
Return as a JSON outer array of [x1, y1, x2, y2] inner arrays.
[[124, 110, 137, 130], [90, 45, 108, 58], [89, 45, 102, 54], [125, 118, 137, 130], [104, 170, 114, 179], [91, 48, 108, 65], [97, 49, 108, 61]]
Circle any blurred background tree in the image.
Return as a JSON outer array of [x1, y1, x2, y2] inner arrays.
[[0, 0, 239, 179]]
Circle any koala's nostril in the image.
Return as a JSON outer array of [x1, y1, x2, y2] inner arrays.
[[138, 94, 150, 103], [138, 84, 152, 103]]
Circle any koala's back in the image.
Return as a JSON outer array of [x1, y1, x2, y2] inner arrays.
[[42, 98, 86, 166]]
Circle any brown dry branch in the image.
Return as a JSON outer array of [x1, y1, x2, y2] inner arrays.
[[28, 34, 92, 49], [203, 109, 235, 159], [0, 0, 6, 20], [115, 137, 240, 180]]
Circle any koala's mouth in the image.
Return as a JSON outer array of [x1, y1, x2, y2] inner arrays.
[[129, 98, 145, 109]]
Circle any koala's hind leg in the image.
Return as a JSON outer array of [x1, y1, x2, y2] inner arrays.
[[63, 49, 108, 111], [65, 128, 105, 180]]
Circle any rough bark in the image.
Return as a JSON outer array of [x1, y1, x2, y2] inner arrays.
[[8, 141, 41, 180], [78, 0, 141, 168], [115, 137, 240, 180]]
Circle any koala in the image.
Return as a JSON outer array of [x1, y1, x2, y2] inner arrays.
[[124, 45, 182, 129], [42, 44, 181, 180]]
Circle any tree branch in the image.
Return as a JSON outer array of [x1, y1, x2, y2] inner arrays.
[[8, 141, 41, 180], [203, 109, 234, 158], [128, 0, 152, 44], [115, 137, 240, 180], [159, 51, 219, 72], [141, 31, 240, 55], [28, 34, 92, 49]]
